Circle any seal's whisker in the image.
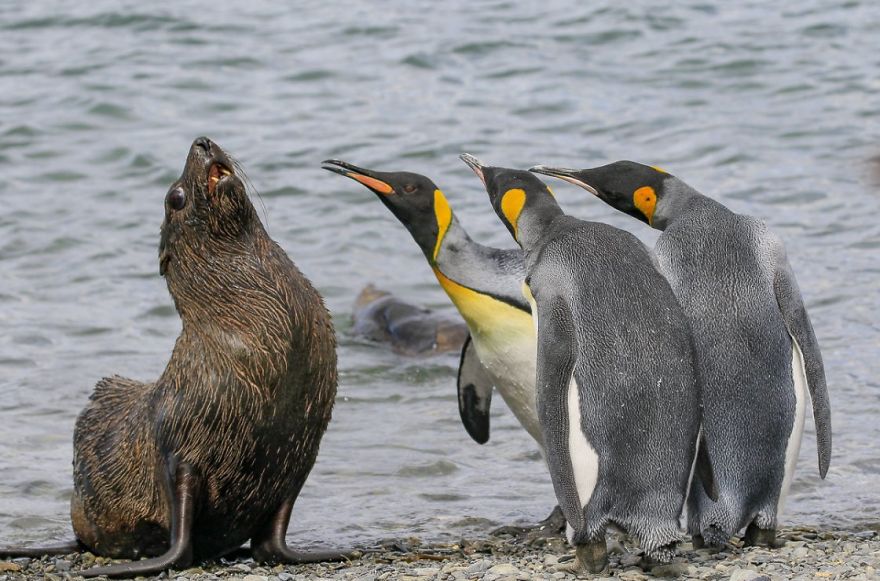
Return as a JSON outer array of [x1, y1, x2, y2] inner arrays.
[[228, 154, 270, 233]]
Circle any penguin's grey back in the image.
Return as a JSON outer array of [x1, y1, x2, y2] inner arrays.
[[656, 200, 796, 526], [530, 217, 701, 548]]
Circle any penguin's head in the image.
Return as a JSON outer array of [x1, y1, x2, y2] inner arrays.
[[322, 159, 453, 263], [530, 161, 672, 228], [460, 153, 560, 245]]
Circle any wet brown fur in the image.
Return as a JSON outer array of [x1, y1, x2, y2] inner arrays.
[[68, 138, 337, 561]]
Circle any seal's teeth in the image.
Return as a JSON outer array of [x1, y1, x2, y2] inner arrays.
[[218, 167, 232, 177]]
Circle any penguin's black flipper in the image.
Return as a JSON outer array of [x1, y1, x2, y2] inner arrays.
[[457, 334, 493, 444], [531, 292, 585, 536], [772, 243, 832, 478], [696, 430, 718, 501]]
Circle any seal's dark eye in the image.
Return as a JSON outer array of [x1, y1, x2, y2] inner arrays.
[[166, 188, 186, 211], [403, 184, 417, 194]]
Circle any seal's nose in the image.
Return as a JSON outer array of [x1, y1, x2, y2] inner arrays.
[[193, 136, 213, 154]]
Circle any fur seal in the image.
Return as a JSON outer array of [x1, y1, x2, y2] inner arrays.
[[352, 283, 468, 355], [1, 137, 353, 577]]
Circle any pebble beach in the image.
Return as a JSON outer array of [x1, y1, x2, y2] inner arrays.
[[1, 526, 876, 580]]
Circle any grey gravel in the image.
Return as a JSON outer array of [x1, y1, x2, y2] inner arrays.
[[0, 526, 878, 580]]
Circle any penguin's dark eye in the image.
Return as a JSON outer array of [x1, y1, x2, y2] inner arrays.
[[403, 184, 417, 194], [166, 187, 186, 211]]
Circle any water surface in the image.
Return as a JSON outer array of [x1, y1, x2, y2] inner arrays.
[[1, 0, 878, 549]]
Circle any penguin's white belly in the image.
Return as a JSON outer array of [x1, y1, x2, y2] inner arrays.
[[433, 269, 541, 445], [472, 330, 541, 445], [565, 376, 600, 543], [777, 333, 808, 516]]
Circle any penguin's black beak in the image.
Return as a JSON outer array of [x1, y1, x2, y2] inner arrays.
[[459, 153, 488, 187], [529, 165, 599, 197], [321, 159, 395, 195]]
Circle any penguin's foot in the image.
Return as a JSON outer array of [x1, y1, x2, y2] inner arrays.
[[490, 505, 566, 538], [700, 524, 732, 548], [743, 523, 784, 548], [561, 539, 608, 575], [643, 540, 678, 564], [690, 534, 729, 554]]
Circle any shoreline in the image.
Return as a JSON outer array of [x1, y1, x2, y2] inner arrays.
[[0, 526, 877, 580]]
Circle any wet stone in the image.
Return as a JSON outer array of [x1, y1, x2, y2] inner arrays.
[[52, 558, 71, 572], [651, 562, 691, 577], [488, 563, 522, 575], [466, 559, 492, 574], [728, 568, 765, 581]]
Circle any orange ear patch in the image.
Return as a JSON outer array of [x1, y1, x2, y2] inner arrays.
[[349, 173, 393, 194], [633, 186, 657, 224], [501, 188, 527, 239]]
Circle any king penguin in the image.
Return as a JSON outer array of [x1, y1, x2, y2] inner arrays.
[[322, 160, 564, 533], [531, 161, 832, 548], [462, 154, 713, 573]]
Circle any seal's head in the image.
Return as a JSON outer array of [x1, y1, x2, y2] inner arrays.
[[159, 137, 260, 280]]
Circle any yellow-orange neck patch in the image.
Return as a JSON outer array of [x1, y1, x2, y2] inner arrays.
[[349, 173, 393, 194], [633, 186, 657, 225], [433, 189, 452, 262], [501, 188, 527, 239]]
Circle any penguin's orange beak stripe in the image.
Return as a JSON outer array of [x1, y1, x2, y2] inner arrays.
[[348, 173, 393, 195]]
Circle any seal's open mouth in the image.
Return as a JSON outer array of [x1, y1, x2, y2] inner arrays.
[[207, 162, 233, 197]]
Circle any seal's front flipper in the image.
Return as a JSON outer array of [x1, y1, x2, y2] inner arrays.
[[251, 498, 363, 564], [0, 540, 82, 558], [80, 464, 198, 578], [457, 334, 493, 444]]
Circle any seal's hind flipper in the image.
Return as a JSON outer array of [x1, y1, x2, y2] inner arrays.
[[457, 334, 493, 444], [0, 540, 82, 558], [251, 497, 364, 564], [79, 463, 197, 578]]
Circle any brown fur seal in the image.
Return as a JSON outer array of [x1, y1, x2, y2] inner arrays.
[[0, 137, 352, 577], [352, 284, 467, 355]]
